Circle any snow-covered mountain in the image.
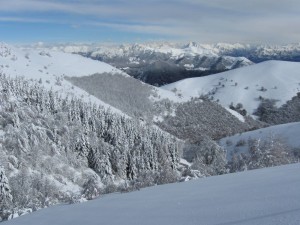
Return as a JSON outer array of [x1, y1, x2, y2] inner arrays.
[[46, 42, 300, 62], [40, 42, 300, 86], [199, 42, 300, 63], [162, 60, 300, 115], [5, 163, 300, 225], [217, 43, 300, 63], [1, 42, 255, 139], [2, 42, 299, 223], [42, 42, 254, 86]]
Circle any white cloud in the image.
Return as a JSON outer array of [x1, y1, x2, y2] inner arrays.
[[0, 0, 299, 43]]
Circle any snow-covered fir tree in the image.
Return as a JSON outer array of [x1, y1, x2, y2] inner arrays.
[[0, 165, 12, 221]]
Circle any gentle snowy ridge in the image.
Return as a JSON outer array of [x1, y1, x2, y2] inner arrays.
[[162, 60, 300, 114], [0, 43, 124, 79], [5, 163, 300, 225]]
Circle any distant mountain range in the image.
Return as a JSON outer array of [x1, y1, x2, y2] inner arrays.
[[42, 42, 300, 85]]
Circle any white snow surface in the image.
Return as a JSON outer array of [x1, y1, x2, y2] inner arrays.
[[162, 60, 300, 114], [219, 122, 300, 158], [6, 163, 300, 225]]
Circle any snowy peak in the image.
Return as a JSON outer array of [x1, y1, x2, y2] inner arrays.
[[185, 41, 199, 48]]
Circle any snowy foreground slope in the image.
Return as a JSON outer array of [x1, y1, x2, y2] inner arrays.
[[6, 163, 300, 225], [162, 60, 300, 115], [219, 122, 300, 158]]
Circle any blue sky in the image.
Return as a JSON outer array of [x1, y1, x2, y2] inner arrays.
[[0, 0, 299, 44]]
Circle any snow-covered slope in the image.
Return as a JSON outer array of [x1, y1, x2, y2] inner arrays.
[[219, 122, 300, 158], [1, 46, 122, 78], [0, 42, 128, 113], [6, 163, 300, 225], [0, 43, 126, 81], [162, 60, 300, 115]]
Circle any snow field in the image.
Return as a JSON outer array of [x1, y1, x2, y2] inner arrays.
[[5, 163, 300, 225]]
